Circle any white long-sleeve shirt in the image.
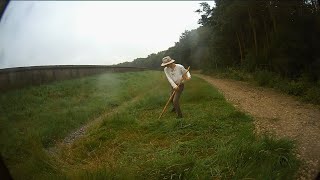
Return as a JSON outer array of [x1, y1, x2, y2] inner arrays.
[[164, 64, 191, 88]]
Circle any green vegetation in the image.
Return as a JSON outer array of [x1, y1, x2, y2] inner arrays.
[[117, 1, 320, 104], [0, 71, 159, 179], [204, 68, 320, 104], [1, 71, 299, 179]]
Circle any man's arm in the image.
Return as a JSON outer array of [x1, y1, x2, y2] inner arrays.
[[182, 72, 191, 81], [181, 65, 191, 81], [164, 68, 178, 89]]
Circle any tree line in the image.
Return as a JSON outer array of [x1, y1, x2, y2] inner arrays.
[[118, 0, 320, 82]]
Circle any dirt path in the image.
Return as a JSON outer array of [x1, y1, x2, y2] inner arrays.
[[196, 74, 320, 180]]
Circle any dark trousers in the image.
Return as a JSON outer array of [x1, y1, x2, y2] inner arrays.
[[171, 83, 184, 118]]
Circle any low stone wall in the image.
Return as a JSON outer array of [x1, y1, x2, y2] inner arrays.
[[0, 65, 147, 92]]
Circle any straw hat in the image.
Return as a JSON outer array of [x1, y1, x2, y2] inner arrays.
[[161, 56, 175, 67]]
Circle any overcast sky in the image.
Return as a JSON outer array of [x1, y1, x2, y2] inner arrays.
[[0, 1, 214, 69]]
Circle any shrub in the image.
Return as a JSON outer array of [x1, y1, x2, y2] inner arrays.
[[287, 81, 305, 96], [303, 86, 320, 104], [254, 70, 275, 86]]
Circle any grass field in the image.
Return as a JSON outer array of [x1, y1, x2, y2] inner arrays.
[[0, 71, 299, 179]]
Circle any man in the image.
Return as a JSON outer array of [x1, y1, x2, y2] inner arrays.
[[161, 56, 191, 118]]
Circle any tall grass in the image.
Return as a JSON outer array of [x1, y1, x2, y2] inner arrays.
[[1, 71, 299, 179], [0, 71, 160, 179]]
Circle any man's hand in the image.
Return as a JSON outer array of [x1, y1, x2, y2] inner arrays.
[[184, 76, 191, 81], [182, 74, 190, 81], [174, 86, 179, 91]]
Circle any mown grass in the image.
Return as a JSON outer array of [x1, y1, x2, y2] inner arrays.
[[1, 71, 299, 179]]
